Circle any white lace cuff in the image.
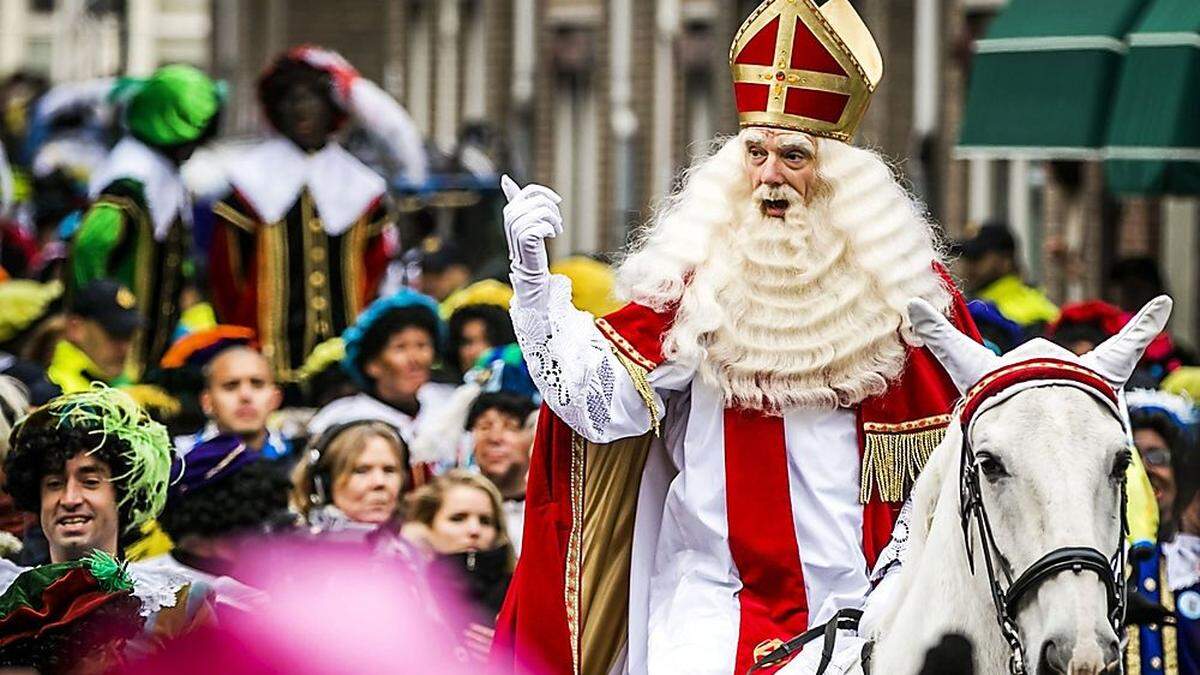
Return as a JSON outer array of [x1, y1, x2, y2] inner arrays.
[[512, 275, 626, 441], [869, 499, 913, 585]]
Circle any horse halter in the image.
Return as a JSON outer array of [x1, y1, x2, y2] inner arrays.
[[957, 359, 1127, 675]]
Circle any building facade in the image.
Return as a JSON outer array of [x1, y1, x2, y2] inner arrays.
[[211, 0, 964, 259], [0, 0, 210, 80]]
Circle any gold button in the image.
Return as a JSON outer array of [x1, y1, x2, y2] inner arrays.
[[310, 271, 326, 286], [1145, 577, 1158, 592], [311, 296, 328, 310], [311, 247, 326, 262], [309, 219, 323, 232]]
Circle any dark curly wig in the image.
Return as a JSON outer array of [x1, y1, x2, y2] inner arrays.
[[3, 418, 141, 531], [354, 306, 440, 388], [0, 590, 144, 674], [159, 460, 292, 541], [466, 392, 538, 431], [447, 304, 516, 375], [257, 57, 344, 135]]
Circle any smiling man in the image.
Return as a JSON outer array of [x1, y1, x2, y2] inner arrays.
[[493, 1, 980, 673], [0, 387, 212, 658]]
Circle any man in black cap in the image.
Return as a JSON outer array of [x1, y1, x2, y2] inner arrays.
[[954, 221, 1059, 329], [47, 279, 144, 392], [417, 236, 472, 303]]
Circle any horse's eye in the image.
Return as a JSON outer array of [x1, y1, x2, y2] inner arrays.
[[977, 453, 1008, 479], [1112, 449, 1133, 479]]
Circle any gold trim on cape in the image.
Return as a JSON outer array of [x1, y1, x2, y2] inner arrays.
[[212, 200, 257, 234], [594, 317, 657, 372], [257, 218, 291, 380], [343, 214, 368, 327], [565, 433, 585, 675], [859, 414, 951, 503]]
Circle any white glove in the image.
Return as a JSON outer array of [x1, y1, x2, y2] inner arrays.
[[501, 174, 563, 314]]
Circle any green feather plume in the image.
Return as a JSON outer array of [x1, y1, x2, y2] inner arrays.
[[84, 549, 134, 593], [44, 384, 172, 532]]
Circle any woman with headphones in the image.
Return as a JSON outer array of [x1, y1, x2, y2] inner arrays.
[[290, 419, 415, 533]]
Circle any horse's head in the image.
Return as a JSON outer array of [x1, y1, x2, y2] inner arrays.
[[908, 295, 1172, 675]]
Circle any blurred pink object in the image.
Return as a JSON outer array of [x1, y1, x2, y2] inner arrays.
[[121, 539, 489, 674]]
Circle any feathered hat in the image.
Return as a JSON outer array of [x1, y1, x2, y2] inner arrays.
[[258, 45, 429, 185], [730, 0, 882, 141], [7, 386, 173, 532]]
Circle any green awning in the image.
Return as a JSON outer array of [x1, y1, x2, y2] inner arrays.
[[1104, 0, 1200, 195], [957, 0, 1151, 160]]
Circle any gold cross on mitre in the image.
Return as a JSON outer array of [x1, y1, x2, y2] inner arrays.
[[729, 0, 883, 141]]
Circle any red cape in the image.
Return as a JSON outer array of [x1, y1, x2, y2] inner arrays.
[[494, 268, 980, 674]]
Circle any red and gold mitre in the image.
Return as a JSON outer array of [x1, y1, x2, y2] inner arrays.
[[730, 0, 883, 141]]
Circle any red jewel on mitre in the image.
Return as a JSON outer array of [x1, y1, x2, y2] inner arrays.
[[729, 0, 883, 141]]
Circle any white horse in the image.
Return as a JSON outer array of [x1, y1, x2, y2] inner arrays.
[[816, 296, 1171, 675]]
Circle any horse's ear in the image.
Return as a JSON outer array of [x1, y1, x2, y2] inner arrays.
[[907, 298, 998, 393], [1081, 295, 1173, 389]]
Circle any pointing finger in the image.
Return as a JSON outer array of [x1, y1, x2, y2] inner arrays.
[[501, 174, 522, 202]]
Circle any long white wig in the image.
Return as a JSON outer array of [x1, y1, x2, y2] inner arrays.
[[615, 131, 951, 411]]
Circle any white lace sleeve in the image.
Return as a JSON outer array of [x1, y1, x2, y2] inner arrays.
[[512, 275, 660, 443]]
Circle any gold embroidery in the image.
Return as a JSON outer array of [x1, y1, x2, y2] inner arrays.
[[1162, 558, 1178, 675], [860, 416, 949, 503], [595, 317, 657, 372], [565, 433, 586, 675], [212, 201, 257, 233], [258, 219, 291, 381], [863, 414, 951, 434], [343, 216, 367, 326], [1126, 622, 1141, 675]]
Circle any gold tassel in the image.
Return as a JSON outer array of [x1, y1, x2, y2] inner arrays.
[[859, 426, 946, 503], [610, 349, 661, 437]]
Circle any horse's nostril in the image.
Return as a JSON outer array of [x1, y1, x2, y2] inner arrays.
[[1039, 638, 1069, 675]]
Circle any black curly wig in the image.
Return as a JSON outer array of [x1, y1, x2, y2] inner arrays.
[[466, 392, 538, 431], [159, 460, 292, 542], [0, 590, 144, 674], [3, 415, 141, 532], [447, 304, 516, 374], [354, 305, 440, 389], [257, 57, 344, 135]]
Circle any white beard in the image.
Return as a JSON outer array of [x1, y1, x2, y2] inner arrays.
[[616, 132, 952, 413], [689, 192, 909, 411]]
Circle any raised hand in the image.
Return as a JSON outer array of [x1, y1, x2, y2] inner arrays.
[[500, 174, 563, 278], [501, 174, 564, 312]]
